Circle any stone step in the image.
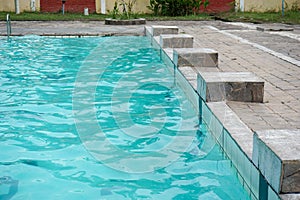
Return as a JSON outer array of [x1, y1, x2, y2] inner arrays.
[[149, 25, 179, 36], [173, 48, 218, 68], [253, 129, 300, 194], [197, 72, 264, 103], [160, 34, 193, 48]]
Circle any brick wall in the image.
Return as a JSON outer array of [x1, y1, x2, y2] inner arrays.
[[41, 0, 96, 13], [40, 0, 233, 14], [201, 0, 234, 13]]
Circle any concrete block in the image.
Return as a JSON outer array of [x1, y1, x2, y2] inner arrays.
[[105, 18, 146, 25], [150, 25, 179, 36], [144, 26, 152, 37], [160, 34, 193, 48], [253, 130, 300, 194], [173, 48, 218, 68], [197, 72, 264, 103], [280, 194, 300, 200], [257, 26, 294, 32]]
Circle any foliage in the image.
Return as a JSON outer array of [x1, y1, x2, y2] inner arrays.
[[111, 1, 120, 19], [148, 0, 209, 16], [203, 0, 209, 10], [108, 0, 137, 19], [290, 0, 300, 12], [126, 0, 137, 14]]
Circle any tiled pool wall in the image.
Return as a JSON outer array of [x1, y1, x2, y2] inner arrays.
[[1, 35, 102, 39], [147, 33, 200, 112], [196, 73, 207, 102], [202, 101, 280, 200], [145, 26, 280, 200]]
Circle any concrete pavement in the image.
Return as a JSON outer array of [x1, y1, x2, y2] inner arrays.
[[147, 20, 300, 132], [0, 21, 145, 36]]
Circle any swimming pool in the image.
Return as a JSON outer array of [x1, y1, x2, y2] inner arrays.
[[0, 36, 251, 199]]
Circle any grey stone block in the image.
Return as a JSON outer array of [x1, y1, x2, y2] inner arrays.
[[173, 48, 218, 68], [257, 26, 294, 32], [197, 72, 264, 103], [150, 25, 179, 36], [105, 18, 146, 25], [144, 26, 152, 37], [280, 194, 300, 200], [160, 34, 193, 48], [253, 130, 300, 194]]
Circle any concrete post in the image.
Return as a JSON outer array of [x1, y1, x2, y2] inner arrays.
[[239, 0, 245, 12], [101, 0, 106, 14], [282, 0, 285, 16], [15, 0, 20, 14], [31, 0, 36, 12]]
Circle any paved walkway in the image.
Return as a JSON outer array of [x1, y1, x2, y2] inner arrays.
[[148, 21, 300, 132], [0, 21, 144, 36], [0, 20, 299, 132]]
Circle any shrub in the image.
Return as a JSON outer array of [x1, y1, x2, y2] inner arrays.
[[109, 0, 137, 19], [148, 0, 209, 16]]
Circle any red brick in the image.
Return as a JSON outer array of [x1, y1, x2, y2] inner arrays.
[[200, 0, 234, 13], [40, 0, 233, 14], [41, 0, 96, 13]]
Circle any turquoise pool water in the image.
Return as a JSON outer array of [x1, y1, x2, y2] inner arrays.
[[0, 36, 250, 199]]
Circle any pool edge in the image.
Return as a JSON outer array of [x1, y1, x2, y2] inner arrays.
[[144, 25, 281, 200]]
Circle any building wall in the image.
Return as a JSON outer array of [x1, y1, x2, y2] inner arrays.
[[1, 0, 299, 13], [96, 0, 151, 14], [40, 0, 96, 13], [0, 0, 40, 12], [236, 0, 300, 12]]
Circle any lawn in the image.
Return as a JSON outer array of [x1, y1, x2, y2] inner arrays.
[[0, 12, 212, 21], [0, 11, 299, 24]]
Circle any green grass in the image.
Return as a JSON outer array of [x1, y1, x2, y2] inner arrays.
[[1, 11, 299, 24], [216, 11, 300, 24], [0, 12, 108, 21], [0, 12, 212, 21], [139, 13, 213, 21]]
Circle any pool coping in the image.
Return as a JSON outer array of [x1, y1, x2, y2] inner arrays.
[[0, 33, 143, 37]]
